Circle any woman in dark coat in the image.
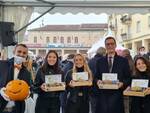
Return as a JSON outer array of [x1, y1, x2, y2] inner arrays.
[[130, 57, 150, 113], [65, 53, 93, 113], [33, 50, 64, 113]]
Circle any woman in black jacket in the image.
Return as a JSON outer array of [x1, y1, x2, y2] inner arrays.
[[65, 53, 93, 113], [130, 57, 150, 113], [33, 50, 64, 113]]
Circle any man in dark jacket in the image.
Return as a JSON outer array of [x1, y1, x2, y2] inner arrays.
[[134, 46, 149, 61], [88, 47, 106, 113], [0, 44, 31, 113], [60, 54, 75, 113], [95, 36, 131, 113]]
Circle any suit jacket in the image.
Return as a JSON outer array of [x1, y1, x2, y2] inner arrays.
[[95, 54, 131, 113], [0, 58, 31, 113]]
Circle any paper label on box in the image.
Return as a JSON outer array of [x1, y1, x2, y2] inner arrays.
[[45, 74, 62, 84], [102, 73, 118, 81], [72, 72, 88, 81], [131, 79, 149, 88]]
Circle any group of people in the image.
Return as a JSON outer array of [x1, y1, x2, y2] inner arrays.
[[0, 36, 150, 113]]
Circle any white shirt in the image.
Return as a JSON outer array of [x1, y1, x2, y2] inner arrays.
[[6, 64, 21, 108]]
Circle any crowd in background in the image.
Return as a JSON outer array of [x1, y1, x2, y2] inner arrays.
[[1, 37, 150, 113]]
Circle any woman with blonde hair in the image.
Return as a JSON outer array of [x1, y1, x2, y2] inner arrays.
[[65, 53, 92, 113]]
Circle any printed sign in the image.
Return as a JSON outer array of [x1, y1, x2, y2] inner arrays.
[[102, 73, 118, 81], [72, 72, 88, 81], [45, 74, 62, 84], [131, 79, 149, 88]]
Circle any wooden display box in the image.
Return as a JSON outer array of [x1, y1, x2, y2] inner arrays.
[[123, 87, 150, 97], [45, 82, 65, 92], [98, 83, 119, 89], [72, 80, 92, 87]]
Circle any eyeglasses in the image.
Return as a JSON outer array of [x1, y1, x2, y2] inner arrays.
[[105, 43, 115, 46]]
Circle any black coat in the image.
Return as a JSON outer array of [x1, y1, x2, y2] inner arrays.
[[88, 54, 103, 75], [33, 67, 64, 113], [88, 54, 103, 96], [65, 68, 90, 113], [95, 54, 131, 113], [0, 58, 31, 113], [130, 73, 150, 113]]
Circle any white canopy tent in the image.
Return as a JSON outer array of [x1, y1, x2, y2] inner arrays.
[[87, 29, 126, 57]]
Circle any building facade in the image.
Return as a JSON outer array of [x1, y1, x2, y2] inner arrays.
[[109, 13, 150, 53], [23, 23, 107, 57]]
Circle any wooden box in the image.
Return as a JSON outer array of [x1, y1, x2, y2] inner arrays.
[[72, 80, 92, 87], [123, 87, 150, 97], [45, 82, 65, 92], [98, 83, 119, 89]]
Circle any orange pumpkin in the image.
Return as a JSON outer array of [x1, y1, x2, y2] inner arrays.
[[5, 80, 29, 101]]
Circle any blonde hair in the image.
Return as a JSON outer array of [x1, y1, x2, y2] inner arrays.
[[23, 56, 35, 81], [72, 53, 93, 81]]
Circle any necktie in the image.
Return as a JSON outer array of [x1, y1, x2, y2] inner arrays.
[[108, 57, 112, 73]]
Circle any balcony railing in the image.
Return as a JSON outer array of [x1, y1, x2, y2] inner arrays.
[[120, 15, 132, 24], [109, 25, 116, 31], [121, 33, 127, 40]]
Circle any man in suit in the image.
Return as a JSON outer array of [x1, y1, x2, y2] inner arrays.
[[0, 44, 31, 113], [95, 36, 131, 113], [134, 46, 149, 61]]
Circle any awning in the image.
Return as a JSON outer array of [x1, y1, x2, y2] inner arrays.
[[1, 0, 150, 14], [1, 0, 150, 42]]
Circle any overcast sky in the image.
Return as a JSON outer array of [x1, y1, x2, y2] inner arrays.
[[27, 12, 108, 29]]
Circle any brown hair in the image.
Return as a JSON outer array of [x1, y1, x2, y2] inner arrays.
[[15, 44, 28, 50], [134, 56, 150, 77], [41, 50, 61, 74]]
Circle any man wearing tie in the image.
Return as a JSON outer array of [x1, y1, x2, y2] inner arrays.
[[95, 36, 131, 113], [0, 44, 31, 113]]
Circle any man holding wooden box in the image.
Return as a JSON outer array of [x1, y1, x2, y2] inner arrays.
[[95, 36, 131, 113]]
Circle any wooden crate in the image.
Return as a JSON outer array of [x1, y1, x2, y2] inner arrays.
[[72, 80, 92, 87], [98, 83, 119, 89], [45, 82, 65, 92], [123, 87, 150, 97]]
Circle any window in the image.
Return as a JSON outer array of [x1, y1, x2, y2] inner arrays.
[[148, 16, 150, 27], [53, 37, 57, 43], [120, 28, 123, 34], [127, 25, 131, 38], [136, 21, 141, 33], [46, 37, 50, 43], [60, 37, 64, 43], [34, 36, 37, 43], [75, 37, 78, 43], [67, 37, 71, 43]]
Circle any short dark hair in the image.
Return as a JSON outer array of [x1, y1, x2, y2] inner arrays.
[[105, 36, 116, 45], [139, 46, 145, 51], [15, 44, 28, 49], [67, 54, 75, 59]]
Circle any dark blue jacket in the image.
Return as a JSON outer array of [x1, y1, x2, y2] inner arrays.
[[95, 54, 131, 113], [88, 54, 103, 96], [0, 58, 31, 113], [88, 54, 103, 75]]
